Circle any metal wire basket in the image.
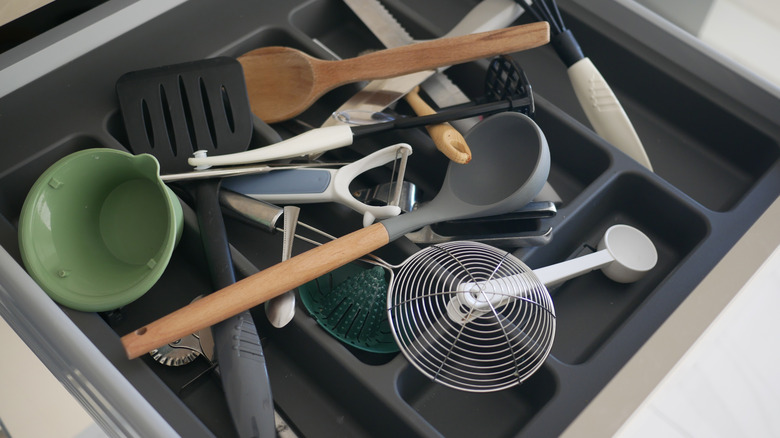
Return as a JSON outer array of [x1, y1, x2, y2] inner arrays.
[[387, 241, 556, 392]]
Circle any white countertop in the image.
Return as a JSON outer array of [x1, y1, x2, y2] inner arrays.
[[564, 196, 780, 437], [0, 316, 107, 438]]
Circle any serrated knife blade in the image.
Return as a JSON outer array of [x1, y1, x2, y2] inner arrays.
[[342, 0, 414, 48]]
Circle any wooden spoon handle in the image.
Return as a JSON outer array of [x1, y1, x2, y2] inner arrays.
[[405, 86, 472, 164], [325, 22, 549, 87], [121, 223, 391, 359]]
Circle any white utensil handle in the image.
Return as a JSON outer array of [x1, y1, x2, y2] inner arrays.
[[531, 249, 615, 287], [567, 57, 653, 171], [449, 249, 615, 322], [188, 124, 354, 167]]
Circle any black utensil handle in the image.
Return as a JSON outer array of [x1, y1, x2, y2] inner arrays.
[[196, 179, 276, 438], [351, 97, 530, 137]]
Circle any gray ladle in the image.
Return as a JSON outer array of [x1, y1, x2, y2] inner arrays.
[[121, 111, 551, 359]]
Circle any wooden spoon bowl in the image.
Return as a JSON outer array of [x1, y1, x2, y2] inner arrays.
[[238, 22, 550, 123]]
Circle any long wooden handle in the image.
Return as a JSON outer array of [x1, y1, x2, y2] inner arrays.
[[121, 222, 391, 359], [324, 21, 550, 87], [405, 86, 472, 164]]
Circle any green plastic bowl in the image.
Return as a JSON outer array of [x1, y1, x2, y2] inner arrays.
[[18, 148, 183, 312]]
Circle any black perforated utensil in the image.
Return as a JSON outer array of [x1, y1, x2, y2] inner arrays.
[[116, 57, 275, 438]]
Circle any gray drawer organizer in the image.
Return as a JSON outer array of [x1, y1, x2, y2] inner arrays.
[[1, 0, 778, 437]]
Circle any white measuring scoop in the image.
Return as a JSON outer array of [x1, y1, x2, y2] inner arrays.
[[447, 224, 658, 323]]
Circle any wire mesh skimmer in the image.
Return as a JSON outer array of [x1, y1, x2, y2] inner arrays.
[[387, 241, 555, 393]]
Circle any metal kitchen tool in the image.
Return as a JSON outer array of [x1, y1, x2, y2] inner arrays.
[[331, 109, 398, 125], [151, 295, 212, 367], [405, 86, 472, 164], [353, 180, 418, 214], [149, 334, 201, 366], [121, 111, 551, 359], [220, 143, 412, 224], [389, 225, 656, 393], [332, 0, 524, 132], [407, 224, 553, 247], [115, 57, 275, 438], [237, 22, 550, 122], [405, 201, 557, 248], [513, 0, 652, 170], [159, 161, 350, 182], [264, 206, 300, 328], [388, 240, 555, 392]]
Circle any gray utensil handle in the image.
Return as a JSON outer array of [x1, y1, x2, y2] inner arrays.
[[196, 180, 275, 438], [213, 312, 275, 438]]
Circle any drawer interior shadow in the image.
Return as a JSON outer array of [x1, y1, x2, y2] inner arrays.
[[0, 135, 108, 223], [397, 363, 557, 438], [534, 101, 611, 205], [509, 12, 780, 212], [522, 173, 709, 364]]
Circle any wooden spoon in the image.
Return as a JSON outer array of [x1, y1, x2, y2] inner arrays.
[[405, 86, 471, 164], [238, 22, 549, 123]]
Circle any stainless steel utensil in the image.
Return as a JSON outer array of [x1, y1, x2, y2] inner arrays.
[[404, 189, 557, 248], [148, 335, 201, 366]]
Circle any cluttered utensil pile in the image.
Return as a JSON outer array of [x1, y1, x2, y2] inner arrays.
[[17, 4, 661, 437]]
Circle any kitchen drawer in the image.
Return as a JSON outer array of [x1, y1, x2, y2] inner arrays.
[[0, 0, 778, 437]]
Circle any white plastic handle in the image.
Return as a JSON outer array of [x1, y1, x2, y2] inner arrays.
[[187, 124, 355, 167], [567, 57, 653, 171]]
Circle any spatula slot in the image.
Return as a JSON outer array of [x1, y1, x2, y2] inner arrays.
[[141, 99, 155, 149], [195, 76, 216, 151], [221, 85, 235, 134], [177, 75, 198, 156], [161, 82, 180, 156]]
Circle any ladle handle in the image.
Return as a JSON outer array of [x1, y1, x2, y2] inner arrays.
[[121, 222, 391, 359], [327, 22, 550, 86]]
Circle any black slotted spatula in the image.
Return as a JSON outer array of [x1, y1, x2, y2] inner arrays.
[[116, 57, 275, 438]]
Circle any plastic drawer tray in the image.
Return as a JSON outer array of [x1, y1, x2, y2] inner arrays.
[[1, 0, 778, 437]]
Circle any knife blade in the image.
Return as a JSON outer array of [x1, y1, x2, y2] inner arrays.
[[323, 0, 523, 130], [342, 0, 413, 47]]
